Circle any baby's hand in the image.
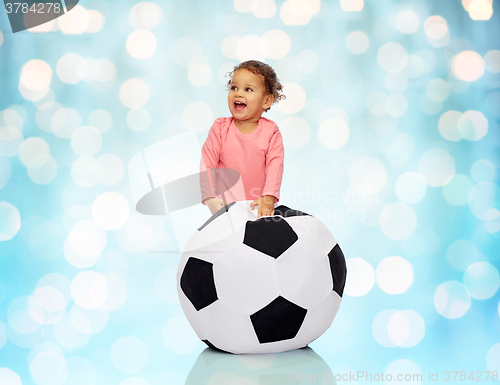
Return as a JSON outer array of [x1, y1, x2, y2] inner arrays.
[[250, 195, 275, 218], [204, 197, 228, 215]]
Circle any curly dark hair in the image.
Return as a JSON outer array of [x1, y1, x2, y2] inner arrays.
[[225, 60, 286, 112]]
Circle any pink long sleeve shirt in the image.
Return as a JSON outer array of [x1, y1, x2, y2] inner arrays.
[[200, 117, 284, 205]]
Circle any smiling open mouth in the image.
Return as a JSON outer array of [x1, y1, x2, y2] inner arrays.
[[234, 101, 246, 111]]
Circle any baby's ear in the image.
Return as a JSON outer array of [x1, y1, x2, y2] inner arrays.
[[263, 94, 274, 109]]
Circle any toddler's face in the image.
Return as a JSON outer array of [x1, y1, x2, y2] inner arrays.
[[227, 69, 273, 123]]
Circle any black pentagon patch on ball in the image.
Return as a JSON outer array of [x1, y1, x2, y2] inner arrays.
[[180, 257, 218, 310], [244, 217, 298, 259], [203, 340, 232, 354], [250, 296, 307, 344], [328, 244, 347, 297], [274, 205, 311, 218]]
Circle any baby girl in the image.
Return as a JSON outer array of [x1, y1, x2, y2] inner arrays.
[[200, 60, 286, 218]]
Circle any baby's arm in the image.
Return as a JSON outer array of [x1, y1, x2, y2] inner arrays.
[[200, 120, 223, 206], [262, 129, 284, 204]]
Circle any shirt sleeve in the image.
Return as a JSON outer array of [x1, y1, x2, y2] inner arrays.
[[200, 120, 222, 205], [262, 129, 284, 204]]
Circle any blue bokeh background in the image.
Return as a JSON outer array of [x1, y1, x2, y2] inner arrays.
[[0, 0, 499, 383]]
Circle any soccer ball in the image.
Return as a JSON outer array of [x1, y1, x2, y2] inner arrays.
[[176, 200, 347, 354]]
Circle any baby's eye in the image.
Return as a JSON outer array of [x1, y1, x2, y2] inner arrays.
[[246, 88, 253, 92], [230, 85, 237, 90]]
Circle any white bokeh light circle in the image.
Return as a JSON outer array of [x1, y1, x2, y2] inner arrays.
[[318, 118, 349, 149], [0, 126, 24, 157], [162, 316, 200, 354], [89, 109, 113, 133], [438, 110, 462, 141], [29, 351, 67, 385], [376, 256, 414, 294], [51, 107, 81, 139], [385, 359, 422, 384], [485, 50, 500, 73], [0, 201, 21, 241], [470, 159, 496, 183], [346, 31, 369, 54], [111, 336, 148, 373], [86, 10, 104, 33], [348, 157, 387, 195], [252, 0, 277, 18], [434, 280, 471, 319], [458, 110, 488, 141], [463, 262, 500, 300], [129, 2, 164, 29], [385, 94, 408, 118], [394, 172, 427, 204], [446, 239, 480, 271], [58, 5, 89, 34], [27, 155, 58, 185], [372, 309, 398, 347], [182, 102, 213, 132], [380, 203, 417, 240], [424, 15, 448, 39], [388, 310, 425, 347], [235, 35, 267, 62], [19, 137, 50, 169], [343, 258, 375, 297], [188, 63, 212, 87], [0, 368, 22, 385], [418, 148, 456, 187], [71, 156, 101, 188], [262, 30, 291, 60], [377, 43, 408, 73], [20, 60, 52, 91], [57, 53, 86, 84], [426, 78, 449, 103], [486, 343, 500, 372], [442, 174, 474, 206], [71, 271, 109, 309], [127, 29, 157, 60], [8, 296, 42, 334], [64, 230, 104, 268], [71, 126, 102, 157], [280, 1, 311, 25], [341, 0, 364, 11], [29, 286, 67, 325], [97, 154, 124, 185], [396, 10, 419, 33], [119, 79, 150, 109], [451, 51, 485, 82], [92, 192, 130, 230], [468, 182, 500, 221]]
